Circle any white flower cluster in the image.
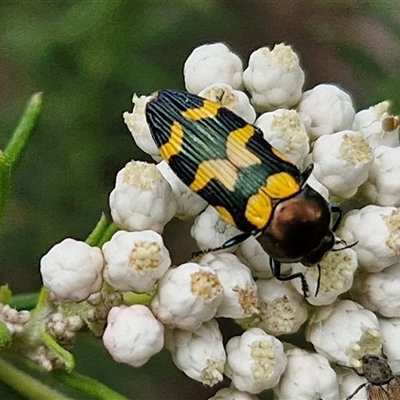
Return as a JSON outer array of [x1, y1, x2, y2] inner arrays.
[[38, 42, 400, 398], [0, 304, 30, 335]]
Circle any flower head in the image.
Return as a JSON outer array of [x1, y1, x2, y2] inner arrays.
[[184, 42, 243, 94], [165, 319, 226, 386], [225, 328, 287, 394], [150, 262, 223, 330], [103, 305, 164, 367], [40, 238, 104, 302], [297, 83, 355, 140], [273, 348, 339, 400], [244, 44, 305, 112], [103, 230, 171, 292], [109, 160, 177, 233]]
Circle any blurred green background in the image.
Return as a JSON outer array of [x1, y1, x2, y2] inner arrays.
[[0, 0, 399, 399]]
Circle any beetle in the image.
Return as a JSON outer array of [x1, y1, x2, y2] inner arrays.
[[346, 354, 400, 400], [145, 89, 341, 295]]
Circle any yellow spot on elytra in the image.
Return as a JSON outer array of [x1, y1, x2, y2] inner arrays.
[[245, 191, 273, 230], [182, 100, 220, 121], [227, 125, 262, 168], [271, 147, 290, 163], [244, 172, 299, 229], [190, 159, 238, 192], [215, 206, 236, 227], [264, 172, 299, 199], [159, 121, 184, 161]]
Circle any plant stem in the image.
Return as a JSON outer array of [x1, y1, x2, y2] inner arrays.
[[98, 222, 119, 247], [40, 331, 75, 372], [4, 92, 43, 168], [55, 369, 130, 400], [86, 214, 109, 246], [0, 92, 43, 229], [0, 356, 72, 400]]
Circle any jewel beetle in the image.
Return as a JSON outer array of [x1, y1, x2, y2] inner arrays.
[[145, 89, 341, 295]]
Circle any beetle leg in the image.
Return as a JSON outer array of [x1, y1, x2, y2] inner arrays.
[[345, 382, 368, 400], [270, 259, 309, 297], [300, 163, 314, 187], [330, 203, 342, 231], [192, 232, 252, 258]]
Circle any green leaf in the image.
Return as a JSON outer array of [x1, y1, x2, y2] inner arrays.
[[335, 42, 387, 80], [9, 292, 39, 311], [0, 321, 12, 349], [0, 284, 12, 304]]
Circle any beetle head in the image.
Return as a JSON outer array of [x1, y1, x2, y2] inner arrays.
[[258, 185, 334, 264]]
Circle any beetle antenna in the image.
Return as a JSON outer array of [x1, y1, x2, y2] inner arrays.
[[315, 264, 321, 297], [332, 240, 358, 252]]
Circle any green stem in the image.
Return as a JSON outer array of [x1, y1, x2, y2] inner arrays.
[[0, 92, 43, 230], [4, 92, 43, 168], [0, 356, 72, 400], [55, 369, 129, 400], [85, 216, 118, 247], [30, 287, 50, 320], [40, 331, 75, 372], [0, 154, 11, 229], [86, 214, 109, 246], [123, 292, 152, 306], [97, 222, 119, 247]]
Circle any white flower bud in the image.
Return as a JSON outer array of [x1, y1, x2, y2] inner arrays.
[[337, 366, 368, 400], [254, 279, 308, 335], [165, 319, 226, 386], [312, 130, 372, 198], [40, 238, 104, 302], [338, 205, 400, 272], [379, 317, 400, 374], [123, 94, 160, 160], [102, 230, 171, 292], [236, 237, 273, 279], [191, 206, 242, 252], [109, 161, 177, 233], [305, 300, 381, 367], [0, 305, 30, 336], [243, 44, 305, 112], [157, 161, 207, 219], [103, 305, 164, 367], [352, 100, 399, 149], [351, 263, 400, 317], [198, 84, 256, 123], [273, 348, 339, 400], [150, 262, 223, 330], [199, 253, 259, 319], [290, 247, 358, 306], [208, 387, 259, 400], [225, 328, 287, 394], [255, 108, 309, 167], [297, 84, 356, 141], [358, 145, 400, 207], [184, 43, 243, 94]]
